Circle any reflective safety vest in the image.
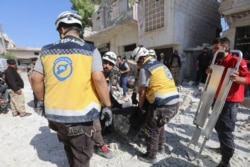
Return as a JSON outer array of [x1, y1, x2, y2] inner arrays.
[[142, 57, 179, 106], [40, 36, 101, 123]]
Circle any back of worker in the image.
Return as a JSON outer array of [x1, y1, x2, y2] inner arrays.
[[32, 11, 112, 167]]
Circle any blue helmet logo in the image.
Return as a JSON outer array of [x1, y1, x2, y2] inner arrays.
[[53, 57, 72, 81]]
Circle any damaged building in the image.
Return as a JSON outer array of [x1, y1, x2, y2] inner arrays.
[[84, 0, 221, 79]]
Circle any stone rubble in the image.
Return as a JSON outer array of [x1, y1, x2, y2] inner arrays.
[[0, 73, 249, 167]]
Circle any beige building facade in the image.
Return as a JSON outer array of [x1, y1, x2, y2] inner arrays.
[[85, 0, 221, 79], [85, 0, 221, 59]]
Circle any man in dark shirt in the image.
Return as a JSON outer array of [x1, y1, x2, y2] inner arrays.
[[4, 59, 31, 117], [169, 50, 182, 84], [195, 47, 212, 85], [117, 56, 130, 100]]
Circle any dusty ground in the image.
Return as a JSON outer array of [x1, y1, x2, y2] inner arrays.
[[0, 72, 249, 167]]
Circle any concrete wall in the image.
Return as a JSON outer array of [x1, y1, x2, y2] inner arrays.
[[138, 0, 221, 53], [173, 0, 221, 49], [142, 0, 174, 48], [87, 0, 221, 82]]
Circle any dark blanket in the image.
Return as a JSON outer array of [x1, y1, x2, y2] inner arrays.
[[102, 106, 146, 141]]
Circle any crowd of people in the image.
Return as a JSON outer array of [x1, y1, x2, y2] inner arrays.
[[1, 11, 250, 167]]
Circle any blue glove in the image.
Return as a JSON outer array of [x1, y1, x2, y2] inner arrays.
[[101, 106, 112, 127]]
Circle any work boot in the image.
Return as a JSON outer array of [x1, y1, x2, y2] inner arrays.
[[138, 152, 157, 164], [95, 144, 114, 159], [216, 161, 231, 167]]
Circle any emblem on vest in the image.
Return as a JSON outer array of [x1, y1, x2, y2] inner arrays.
[[53, 57, 72, 81], [164, 66, 173, 80]]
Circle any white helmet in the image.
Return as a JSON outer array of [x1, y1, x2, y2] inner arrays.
[[131, 46, 149, 62], [148, 49, 156, 56], [102, 51, 117, 65], [55, 11, 82, 30]]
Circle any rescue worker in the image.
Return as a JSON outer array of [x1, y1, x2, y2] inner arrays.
[[32, 11, 112, 167], [131, 46, 179, 163], [93, 51, 119, 159]]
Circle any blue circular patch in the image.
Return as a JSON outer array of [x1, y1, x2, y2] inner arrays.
[[53, 57, 72, 81], [164, 66, 173, 80]]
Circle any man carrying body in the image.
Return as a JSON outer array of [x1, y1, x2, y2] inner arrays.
[[131, 46, 179, 163], [32, 11, 112, 167]]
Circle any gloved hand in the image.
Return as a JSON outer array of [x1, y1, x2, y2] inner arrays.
[[137, 107, 147, 125], [35, 100, 45, 116], [138, 107, 147, 116], [101, 106, 112, 127]]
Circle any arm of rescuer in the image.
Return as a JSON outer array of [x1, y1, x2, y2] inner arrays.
[[31, 71, 45, 100], [92, 71, 111, 107], [31, 70, 45, 115], [92, 69, 113, 128], [91, 49, 112, 127], [138, 86, 147, 109], [230, 71, 250, 84], [138, 68, 149, 109]]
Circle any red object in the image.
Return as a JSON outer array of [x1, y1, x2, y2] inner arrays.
[[215, 53, 249, 102]]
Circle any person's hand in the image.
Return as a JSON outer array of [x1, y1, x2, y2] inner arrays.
[[15, 89, 22, 95], [230, 71, 240, 82], [138, 107, 147, 116], [36, 100, 45, 116], [229, 71, 247, 84], [206, 66, 213, 74], [101, 106, 112, 127]]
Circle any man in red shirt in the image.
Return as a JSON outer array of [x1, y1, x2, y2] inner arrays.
[[211, 37, 250, 167]]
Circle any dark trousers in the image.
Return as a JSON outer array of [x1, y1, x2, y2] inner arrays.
[[119, 76, 128, 97], [215, 102, 238, 163], [48, 121, 95, 167], [144, 103, 179, 155], [196, 68, 208, 85], [93, 119, 104, 147]]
